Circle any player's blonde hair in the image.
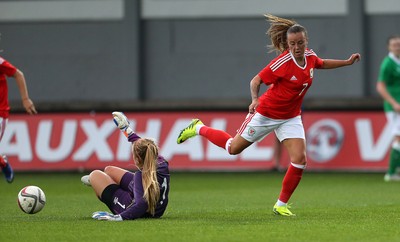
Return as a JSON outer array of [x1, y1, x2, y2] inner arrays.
[[265, 14, 307, 53], [132, 138, 160, 215]]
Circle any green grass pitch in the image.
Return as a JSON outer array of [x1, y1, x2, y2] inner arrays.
[[1, 172, 399, 242]]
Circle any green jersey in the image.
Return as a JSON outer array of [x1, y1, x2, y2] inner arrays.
[[378, 53, 400, 112]]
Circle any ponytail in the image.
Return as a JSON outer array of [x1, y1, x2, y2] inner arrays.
[[133, 138, 160, 215], [265, 14, 299, 53]]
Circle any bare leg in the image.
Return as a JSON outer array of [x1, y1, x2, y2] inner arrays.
[[104, 166, 129, 185], [228, 134, 253, 155], [273, 136, 283, 170], [89, 170, 117, 198], [282, 138, 306, 165]]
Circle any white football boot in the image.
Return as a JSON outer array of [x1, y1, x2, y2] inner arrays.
[[81, 175, 91, 186]]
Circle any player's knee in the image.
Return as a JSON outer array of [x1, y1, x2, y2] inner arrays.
[[228, 145, 244, 155], [89, 169, 102, 181], [228, 149, 239, 155], [292, 153, 307, 166], [104, 166, 117, 174]]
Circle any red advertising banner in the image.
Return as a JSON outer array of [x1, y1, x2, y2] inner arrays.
[[0, 111, 390, 172]]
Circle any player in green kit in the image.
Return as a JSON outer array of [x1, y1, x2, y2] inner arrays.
[[376, 35, 400, 181]]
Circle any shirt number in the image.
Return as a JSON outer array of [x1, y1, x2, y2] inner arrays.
[[160, 177, 168, 205], [299, 83, 308, 96]]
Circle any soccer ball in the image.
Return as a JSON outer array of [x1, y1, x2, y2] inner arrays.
[[17, 186, 46, 214]]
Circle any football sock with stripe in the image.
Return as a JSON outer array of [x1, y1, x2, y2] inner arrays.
[[278, 163, 305, 203], [199, 126, 232, 150]]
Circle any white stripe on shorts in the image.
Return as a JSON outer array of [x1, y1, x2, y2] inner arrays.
[[237, 113, 304, 143], [237, 112, 256, 135]]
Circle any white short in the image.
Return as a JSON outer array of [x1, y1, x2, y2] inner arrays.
[[237, 112, 305, 143], [0, 117, 7, 142], [385, 112, 400, 136]]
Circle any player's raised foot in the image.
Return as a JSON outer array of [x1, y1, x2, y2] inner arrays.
[[112, 111, 133, 136], [1, 155, 14, 183], [177, 119, 203, 144], [273, 203, 295, 216], [384, 173, 400, 182], [81, 175, 91, 186]]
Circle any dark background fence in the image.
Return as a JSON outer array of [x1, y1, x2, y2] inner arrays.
[[1, 0, 398, 112]]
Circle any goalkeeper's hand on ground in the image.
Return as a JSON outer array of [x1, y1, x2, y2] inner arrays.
[[112, 111, 133, 137], [92, 211, 123, 221]]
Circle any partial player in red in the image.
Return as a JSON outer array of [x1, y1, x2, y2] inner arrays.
[[176, 14, 360, 216], [273, 135, 284, 171], [0, 55, 37, 183]]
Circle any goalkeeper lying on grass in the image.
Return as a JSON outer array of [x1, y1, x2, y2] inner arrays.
[[81, 112, 170, 221]]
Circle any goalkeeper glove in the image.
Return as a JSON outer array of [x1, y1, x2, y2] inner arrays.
[[92, 211, 123, 221], [112, 111, 133, 137]]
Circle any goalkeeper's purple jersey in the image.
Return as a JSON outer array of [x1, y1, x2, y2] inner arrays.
[[119, 157, 170, 220], [118, 134, 170, 220]]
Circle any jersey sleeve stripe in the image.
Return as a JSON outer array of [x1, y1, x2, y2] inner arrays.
[[270, 53, 291, 71], [305, 50, 317, 57], [271, 55, 291, 72]]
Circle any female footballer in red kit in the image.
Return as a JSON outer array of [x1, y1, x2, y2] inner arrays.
[[177, 14, 361, 216], [0, 54, 37, 183]]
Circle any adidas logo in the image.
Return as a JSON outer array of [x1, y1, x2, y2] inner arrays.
[[290, 75, 297, 81]]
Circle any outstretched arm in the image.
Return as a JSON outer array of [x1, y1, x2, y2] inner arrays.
[[13, 69, 37, 115], [321, 53, 361, 69]]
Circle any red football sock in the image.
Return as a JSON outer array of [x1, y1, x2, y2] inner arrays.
[[278, 164, 304, 203], [0, 155, 6, 168], [199, 126, 232, 150]]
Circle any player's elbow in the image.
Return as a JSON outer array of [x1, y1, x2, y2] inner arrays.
[[13, 69, 25, 79], [376, 82, 385, 95]]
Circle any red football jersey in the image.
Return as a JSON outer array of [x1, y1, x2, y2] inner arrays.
[[257, 49, 323, 119], [0, 56, 17, 118]]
